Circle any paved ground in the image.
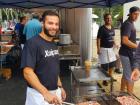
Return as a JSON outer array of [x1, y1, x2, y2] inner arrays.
[[0, 74, 71, 105], [0, 76, 26, 105]]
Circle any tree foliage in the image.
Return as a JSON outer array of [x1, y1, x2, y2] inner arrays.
[[0, 8, 25, 21], [93, 5, 123, 28]]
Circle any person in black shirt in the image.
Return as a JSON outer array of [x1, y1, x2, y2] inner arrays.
[[119, 6, 140, 93], [15, 16, 27, 49], [97, 13, 117, 86], [21, 10, 66, 105], [19, 16, 27, 48]]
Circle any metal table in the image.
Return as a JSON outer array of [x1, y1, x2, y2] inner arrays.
[[70, 66, 113, 102], [71, 67, 110, 82], [59, 54, 80, 60], [0, 43, 14, 83]]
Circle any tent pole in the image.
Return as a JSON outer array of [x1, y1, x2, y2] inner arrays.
[[109, 7, 111, 13]]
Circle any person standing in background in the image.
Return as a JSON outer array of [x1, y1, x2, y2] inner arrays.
[[119, 6, 140, 93], [97, 13, 117, 86], [19, 16, 27, 49], [23, 13, 42, 40], [15, 16, 27, 49]]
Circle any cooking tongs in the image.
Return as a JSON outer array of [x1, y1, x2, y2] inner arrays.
[[62, 102, 75, 105]]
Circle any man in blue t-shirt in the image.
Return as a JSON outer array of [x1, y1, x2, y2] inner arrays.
[[119, 6, 140, 93], [21, 10, 66, 105], [23, 13, 42, 40]]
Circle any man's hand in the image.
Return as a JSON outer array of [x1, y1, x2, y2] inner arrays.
[[43, 91, 62, 104], [61, 88, 66, 101], [131, 68, 140, 81], [114, 44, 119, 49]]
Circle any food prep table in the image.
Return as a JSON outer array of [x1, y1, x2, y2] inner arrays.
[[0, 41, 14, 82], [69, 66, 140, 105], [0, 42, 14, 66], [69, 67, 140, 105], [71, 67, 110, 82], [70, 66, 114, 103]]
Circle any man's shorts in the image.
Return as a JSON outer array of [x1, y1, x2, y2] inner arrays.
[[120, 55, 134, 83]]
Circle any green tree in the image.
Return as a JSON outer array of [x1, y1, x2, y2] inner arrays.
[[93, 5, 123, 28]]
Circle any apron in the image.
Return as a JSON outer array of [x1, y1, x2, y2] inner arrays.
[[99, 47, 116, 64], [25, 87, 62, 105]]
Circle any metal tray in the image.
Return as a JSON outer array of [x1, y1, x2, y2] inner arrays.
[[112, 91, 140, 99], [72, 91, 140, 105], [73, 93, 120, 105], [112, 91, 140, 105]]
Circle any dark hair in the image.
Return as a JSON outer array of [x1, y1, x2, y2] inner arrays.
[[20, 16, 26, 22], [127, 6, 140, 16], [42, 10, 59, 22], [32, 13, 40, 19], [103, 13, 111, 19]]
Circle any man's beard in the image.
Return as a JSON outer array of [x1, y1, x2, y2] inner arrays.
[[44, 27, 56, 38]]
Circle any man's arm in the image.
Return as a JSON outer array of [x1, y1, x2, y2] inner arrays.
[[57, 76, 66, 101], [57, 76, 62, 87], [131, 69, 140, 81], [113, 37, 117, 47], [23, 67, 61, 104], [97, 26, 102, 55], [122, 36, 138, 49], [97, 38, 101, 54], [23, 67, 48, 95]]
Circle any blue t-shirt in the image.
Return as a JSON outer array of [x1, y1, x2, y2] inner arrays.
[[97, 25, 115, 48], [21, 35, 60, 90], [15, 23, 20, 31], [23, 19, 42, 40], [15, 23, 26, 44]]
